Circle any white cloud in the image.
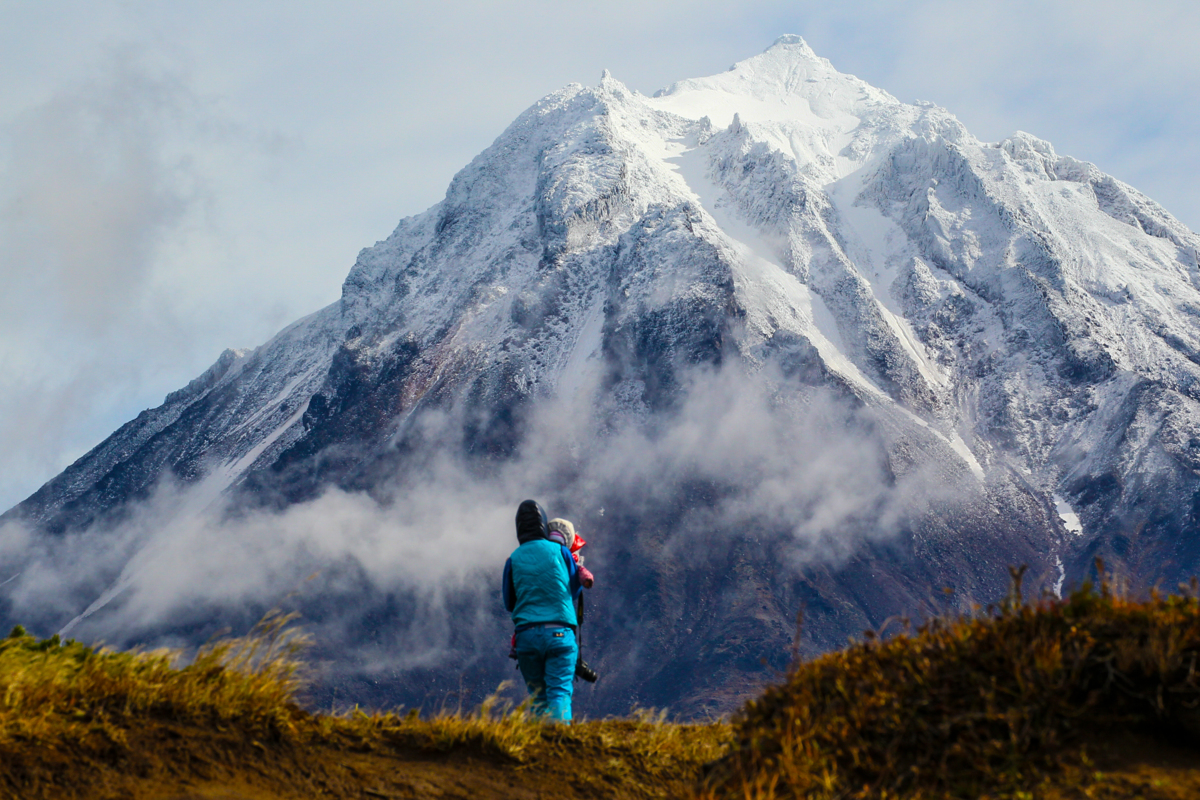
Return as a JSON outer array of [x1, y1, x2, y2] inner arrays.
[[0, 354, 977, 679]]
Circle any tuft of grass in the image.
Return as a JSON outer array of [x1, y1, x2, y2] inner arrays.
[[701, 565, 1200, 799], [319, 683, 546, 760], [0, 609, 309, 750], [321, 688, 731, 789]]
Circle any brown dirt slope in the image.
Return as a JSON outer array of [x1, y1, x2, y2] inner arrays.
[[1, 713, 727, 799], [5, 706, 1200, 799]]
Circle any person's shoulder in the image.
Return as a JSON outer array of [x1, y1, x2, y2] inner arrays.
[[512, 539, 552, 557], [516, 539, 573, 564]]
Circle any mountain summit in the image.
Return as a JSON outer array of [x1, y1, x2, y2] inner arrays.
[[5, 39, 1200, 715]]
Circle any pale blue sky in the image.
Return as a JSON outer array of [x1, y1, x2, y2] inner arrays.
[[1, 0, 1197, 510]]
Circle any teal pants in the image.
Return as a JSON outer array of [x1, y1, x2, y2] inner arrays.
[[514, 626, 577, 722]]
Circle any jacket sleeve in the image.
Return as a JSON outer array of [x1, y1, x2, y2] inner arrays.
[[502, 558, 516, 612], [561, 545, 582, 602]]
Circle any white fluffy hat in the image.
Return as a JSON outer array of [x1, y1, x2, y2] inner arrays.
[[547, 518, 576, 548]]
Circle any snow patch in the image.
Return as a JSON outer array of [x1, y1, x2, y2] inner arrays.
[[1054, 494, 1083, 535], [556, 299, 606, 401], [665, 139, 881, 393], [826, 171, 948, 390]]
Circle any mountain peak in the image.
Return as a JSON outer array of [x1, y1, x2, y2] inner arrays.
[[598, 68, 631, 97], [766, 33, 814, 53], [651, 35, 900, 127]]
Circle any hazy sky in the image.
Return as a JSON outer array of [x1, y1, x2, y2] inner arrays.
[[1, 0, 1197, 512]]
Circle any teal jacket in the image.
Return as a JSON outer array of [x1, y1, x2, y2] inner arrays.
[[502, 539, 581, 628]]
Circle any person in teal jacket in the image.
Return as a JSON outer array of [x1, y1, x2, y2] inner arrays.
[[502, 499, 582, 722]]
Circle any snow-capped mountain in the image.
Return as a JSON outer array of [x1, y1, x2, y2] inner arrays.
[[5, 36, 1199, 715]]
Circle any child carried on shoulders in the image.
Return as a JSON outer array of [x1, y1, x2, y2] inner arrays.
[[547, 518, 593, 588], [547, 518, 598, 682]]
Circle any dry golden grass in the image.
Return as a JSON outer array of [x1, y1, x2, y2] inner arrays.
[[0, 610, 309, 750], [0, 611, 728, 799], [7, 567, 1200, 799], [701, 565, 1200, 800], [309, 692, 731, 797]]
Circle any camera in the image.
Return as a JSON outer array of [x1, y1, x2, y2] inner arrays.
[[575, 658, 599, 683]]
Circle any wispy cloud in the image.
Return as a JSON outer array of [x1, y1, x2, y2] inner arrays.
[[0, 353, 976, 684], [0, 50, 207, 506]]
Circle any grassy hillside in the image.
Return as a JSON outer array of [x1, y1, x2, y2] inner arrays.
[[5, 571, 1200, 799], [703, 567, 1200, 799], [0, 611, 727, 799]]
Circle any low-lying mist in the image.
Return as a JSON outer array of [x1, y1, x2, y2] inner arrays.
[[0, 356, 982, 707]]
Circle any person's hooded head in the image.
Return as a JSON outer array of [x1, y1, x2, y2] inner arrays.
[[515, 499, 549, 544]]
